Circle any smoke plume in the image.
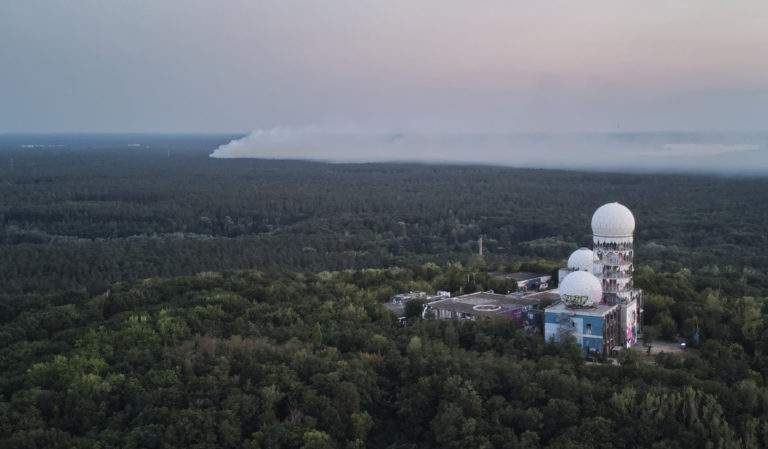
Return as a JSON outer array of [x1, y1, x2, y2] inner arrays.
[[210, 129, 767, 174]]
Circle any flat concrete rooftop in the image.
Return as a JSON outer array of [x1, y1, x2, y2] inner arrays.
[[430, 291, 541, 317], [545, 301, 617, 317], [515, 289, 561, 303]]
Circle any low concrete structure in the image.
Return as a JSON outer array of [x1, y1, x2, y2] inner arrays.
[[544, 302, 620, 357], [384, 290, 451, 324], [426, 291, 546, 330], [382, 302, 407, 323], [488, 271, 552, 291], [390, 291, 428, 302]]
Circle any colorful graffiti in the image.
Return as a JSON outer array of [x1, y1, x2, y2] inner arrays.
[[625, 303, 638, 346]]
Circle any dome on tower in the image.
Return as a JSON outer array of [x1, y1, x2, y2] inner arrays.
[[591, 202, 635, 237], [567, 248, 595, 271], [559, 271, 602, 307]]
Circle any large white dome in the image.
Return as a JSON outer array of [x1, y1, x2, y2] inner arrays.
[[559, 271, 602, 307], [591, 202, 635, 237], [567, 248, 595, 271]]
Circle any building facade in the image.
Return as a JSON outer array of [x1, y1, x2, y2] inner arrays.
[[426, 291, 545, 330], [544, 302, 620, 356]]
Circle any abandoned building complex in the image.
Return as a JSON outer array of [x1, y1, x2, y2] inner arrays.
[[386, 202, 643, 357]]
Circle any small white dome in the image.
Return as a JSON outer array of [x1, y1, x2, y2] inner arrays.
[[560, 271, 602, 307], [591, 202, 635, 237], [568, 248, 595, 271]]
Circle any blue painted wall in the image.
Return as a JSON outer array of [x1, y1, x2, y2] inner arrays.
[[544, 310, 606, 354]]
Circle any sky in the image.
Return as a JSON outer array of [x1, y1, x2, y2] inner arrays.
[[2, 1, 768, 135]]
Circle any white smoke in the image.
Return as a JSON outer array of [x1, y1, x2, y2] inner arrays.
[[209, 128, 767, 174], [659, 143, 759, 157], [210, 129, 527, 164]]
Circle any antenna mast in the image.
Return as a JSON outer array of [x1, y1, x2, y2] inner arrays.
[[478, 235, 483, 257]]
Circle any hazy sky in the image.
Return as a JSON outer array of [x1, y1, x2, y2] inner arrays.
[[2, 1, 768, 133]]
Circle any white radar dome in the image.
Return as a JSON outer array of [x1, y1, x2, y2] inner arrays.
[[567, 248, 595, 271], [559, 271, 602, 307], [591, 202, 635, 237]]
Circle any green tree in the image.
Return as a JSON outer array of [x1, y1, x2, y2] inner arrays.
[[301, 430, 334, 449]]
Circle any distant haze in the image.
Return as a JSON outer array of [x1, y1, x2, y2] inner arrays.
[[2, 1, 768, 136], [210, 131, 768, 174]]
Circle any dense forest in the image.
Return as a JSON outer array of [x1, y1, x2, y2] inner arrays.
[[2, 264, 768, 448], [1, 135, 767, 295], [1, 135, 768, 448]]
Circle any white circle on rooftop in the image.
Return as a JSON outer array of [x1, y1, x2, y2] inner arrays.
[[591, 202, 635, 237], [568, 247, 595, 271], [473, 304, 501, 312], [559, 271, 602, 307]]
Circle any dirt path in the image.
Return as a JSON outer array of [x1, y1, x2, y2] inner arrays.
[[631, 339, 686, 355]]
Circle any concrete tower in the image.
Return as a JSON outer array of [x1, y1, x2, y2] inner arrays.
[[591, 202, 635, 305], [591, 202, 643, 348]]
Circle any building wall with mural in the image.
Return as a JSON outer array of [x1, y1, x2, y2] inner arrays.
[[621, 300, 639, 347], [544, 302, 620, 356]]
